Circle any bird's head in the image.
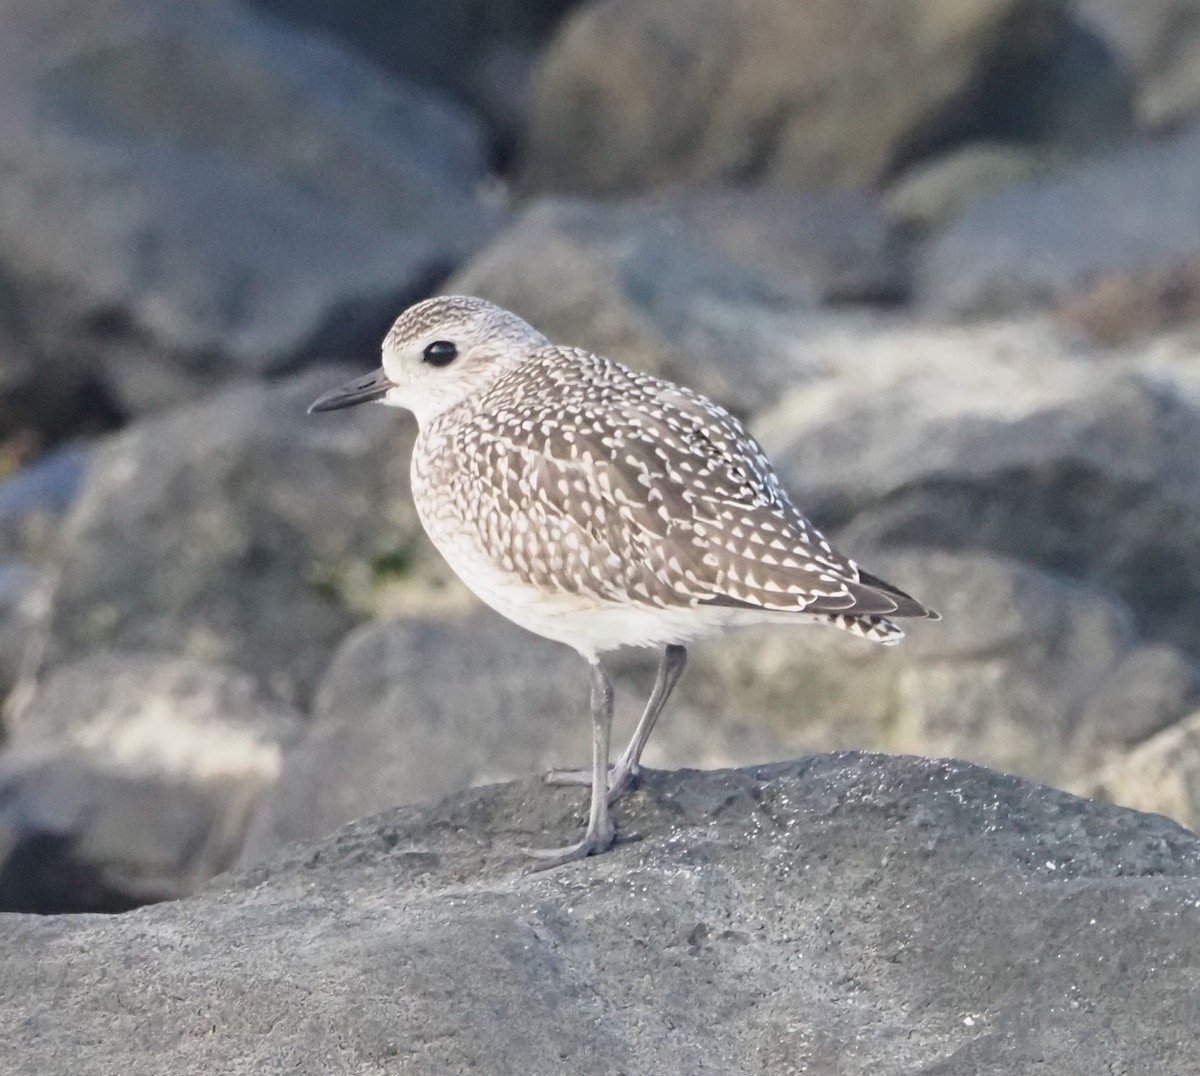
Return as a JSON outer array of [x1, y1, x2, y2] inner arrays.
[[308, 296, 549, 426]]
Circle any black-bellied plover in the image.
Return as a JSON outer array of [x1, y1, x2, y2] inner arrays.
[[310, 296, 938, 868]]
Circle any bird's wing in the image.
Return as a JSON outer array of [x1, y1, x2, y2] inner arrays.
[[462, 366, 930, 619]]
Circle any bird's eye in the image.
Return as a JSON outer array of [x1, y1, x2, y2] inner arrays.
[[422, 340, 458, 367]]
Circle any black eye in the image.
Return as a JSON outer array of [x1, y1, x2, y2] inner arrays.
[[422, 340, 458, 367]]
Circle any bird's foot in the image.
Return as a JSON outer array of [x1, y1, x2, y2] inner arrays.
[[521, 813, 617, 872], [543, 761, 641, 804]]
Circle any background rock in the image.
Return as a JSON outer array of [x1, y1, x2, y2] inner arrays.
[[18, 368, 436, 706], [449, 193, 907, 416], [751, 318, 1200, 664], [919, 122, 1200, 316], [0, 0, 503, 417], [684, 550, 1200, 786], [241, 609, 791, 863], [1080, 709, 1200, 830], [4, 756, 1200, 1074], [242, 0, 582, 152], [0, 653, 301, 913], [521, 0, 1070, 195], [1079, 0, 1200, 130], [245, 551, 1198, 865]]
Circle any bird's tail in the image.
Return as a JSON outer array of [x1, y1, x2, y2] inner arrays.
[[825, 613, 907, 646]]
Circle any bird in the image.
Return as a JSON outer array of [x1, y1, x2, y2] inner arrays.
[[309, 295, 938, 869]]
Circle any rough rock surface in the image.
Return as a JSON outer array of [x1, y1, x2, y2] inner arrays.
[[0, 0, 502, 416], [919, 122, 1200, 316], [522, 0, 1069, 195], [4, 754, 1200, 1074], [0, 653, 301, 913], [20, 368, 433, 705], [450, 193, 906, 416]]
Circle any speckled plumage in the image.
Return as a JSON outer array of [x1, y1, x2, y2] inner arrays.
[[310, 295, 938, 867], [410, 338, 933, 657]]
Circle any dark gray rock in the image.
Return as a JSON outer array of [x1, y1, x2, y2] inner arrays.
[[0, 0, 503, 416], [450, 193, 907, 415], [0, 653, 302, 913], [919, 123, 1200, 316], [3, 754, 1200, 1074], [21, 367, 435, 705], [1079, 0, 1200, 129], [242, 0, 581, 148], [521, 0, 1069, 196]]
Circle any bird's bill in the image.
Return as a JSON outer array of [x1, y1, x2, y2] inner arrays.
[[307, 368, 395, 413]]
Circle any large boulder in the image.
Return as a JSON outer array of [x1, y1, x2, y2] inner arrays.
[[751, 318, 1200, 664], [919, 123, 1200, 317], [0, 0, 503, 416], [521, 0, 1069, 196], [449, 193, 907, 416], [17, 368, 435, 706], [242, 0, 582, 148], [3, 755, 1199, 1074], [0, 653, 302, 913]]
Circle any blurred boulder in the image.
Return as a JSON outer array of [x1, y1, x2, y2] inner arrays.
[[0, 653, 301, 913], [0, 273, 123, 461], [21, 368, 438, 706], [0, 444, 89, 561], [241, 609, 790, 862], [919, 123, 1200, 316], [242, 0, 581, 151], [521, 0, 1069, 196], [684, 551, 1200, 790], [0, 565, 47, 713], [6, 756, 1200, 1074], [0, 0, 503, 417], [1079, 0, 1200, 130], [886, 144, 1054, 232], [1082, 709, 1200, 830], [450, 192, 908, 415], [752, 318, 1200, 663]]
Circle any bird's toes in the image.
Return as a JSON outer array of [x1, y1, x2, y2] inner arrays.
[[542, 766, 593, 787], [521, 818, 617, 872]]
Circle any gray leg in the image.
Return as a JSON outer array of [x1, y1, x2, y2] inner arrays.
[[544, 645, 687, 804], [608, 644, 686, 801], [524, 660, 617, 869]]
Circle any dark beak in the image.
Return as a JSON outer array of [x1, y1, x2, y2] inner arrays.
[[307, 368, 395, 413]]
